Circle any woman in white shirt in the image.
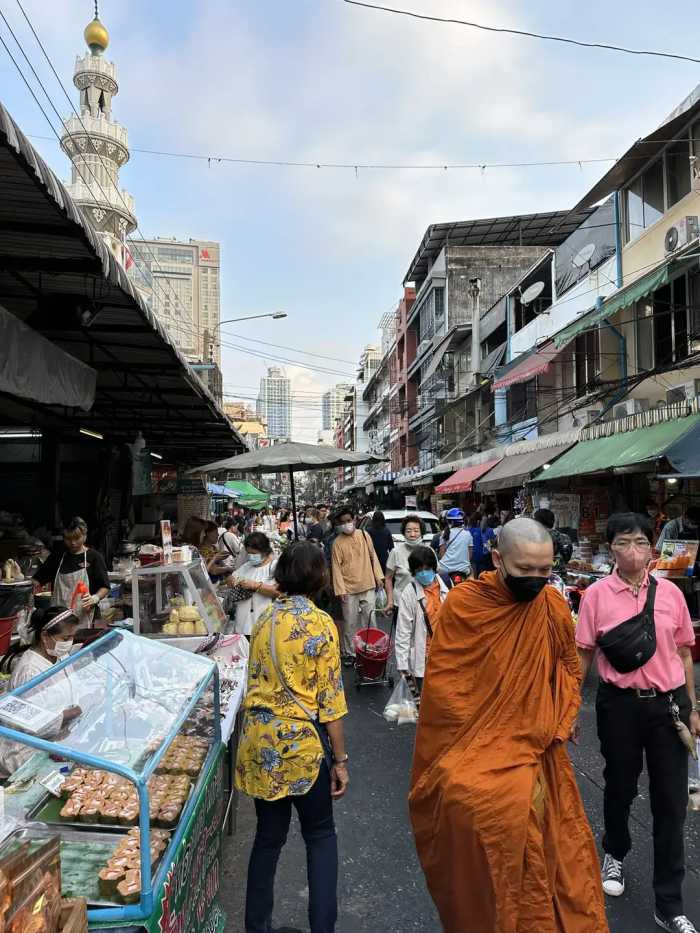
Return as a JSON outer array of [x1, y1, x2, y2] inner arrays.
[[395, 546, 448, 693], [0, 606, 82, 776], [228, 532, 279, 637], [386, 515, 426, 613]]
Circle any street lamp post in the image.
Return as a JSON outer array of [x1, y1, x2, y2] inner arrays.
[[219, 312, 287, 326]]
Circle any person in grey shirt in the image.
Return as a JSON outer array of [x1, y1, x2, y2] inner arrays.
[[656, 506, 700, 549]]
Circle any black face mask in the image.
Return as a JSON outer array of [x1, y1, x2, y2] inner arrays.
[[500, 560, 548, 603]]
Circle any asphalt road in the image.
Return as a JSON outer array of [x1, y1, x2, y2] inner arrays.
[[221, 667, 700, 933]]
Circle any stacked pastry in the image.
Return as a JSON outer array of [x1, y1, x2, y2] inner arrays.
[[97, 828, 171, 904]]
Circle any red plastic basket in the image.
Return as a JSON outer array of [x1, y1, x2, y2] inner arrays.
[[0, 615, 17, 654], [353, 627, 390, 679]]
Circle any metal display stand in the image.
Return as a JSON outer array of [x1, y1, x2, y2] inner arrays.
[[0, 630, 222, 927]]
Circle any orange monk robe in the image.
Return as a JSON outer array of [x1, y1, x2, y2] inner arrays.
[[409, 572, 608, 933]]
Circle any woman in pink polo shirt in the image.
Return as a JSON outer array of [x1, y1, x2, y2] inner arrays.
[[576, 512, 700, 933]]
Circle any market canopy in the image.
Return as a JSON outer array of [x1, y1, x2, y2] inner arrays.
[[552, 262, 670, 349], [207, 483, 239, 499], [434, 459, 502, 494], [0, 100, 245, 463], [189, 442, 382, 475], [537, 414, 700, 482], [223, 480, 268, 506], [475, 443, 574, 493]]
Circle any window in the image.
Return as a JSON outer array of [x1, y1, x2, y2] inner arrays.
[[574, 330, 600, 397], [667, 138, 692, 207], [636, 274, 689, 370], [513, 295, 537, 333], [624, 128, 694, 242], [508, 379, 536, 422]]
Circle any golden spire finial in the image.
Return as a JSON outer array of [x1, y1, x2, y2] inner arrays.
[[84, 2, 109, 55]]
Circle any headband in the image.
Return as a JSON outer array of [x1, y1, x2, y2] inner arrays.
[[18, 609, 78, 646]]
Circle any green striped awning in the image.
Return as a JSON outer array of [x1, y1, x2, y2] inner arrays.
[[537, 414, 700, 481], [553, 263, 669, 348]]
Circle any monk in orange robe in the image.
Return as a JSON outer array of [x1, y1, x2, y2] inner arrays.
[[409, 517, 608, 933]]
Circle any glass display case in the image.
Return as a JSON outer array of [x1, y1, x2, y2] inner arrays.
[[130, 560, 227, 639], [0, 630, 222, 925]]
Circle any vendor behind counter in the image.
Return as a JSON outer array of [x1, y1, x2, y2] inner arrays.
[[33, 517, 109, 626]]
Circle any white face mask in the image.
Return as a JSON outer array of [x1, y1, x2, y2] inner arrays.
[[341, 523, 355, 535], [47, 638, 73, 660]]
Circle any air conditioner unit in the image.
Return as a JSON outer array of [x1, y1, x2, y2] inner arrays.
[[585, 408, 603, 425], [664, 216, 699, 254], [611, 398, 651, 420], [665, 380, 700, 405]]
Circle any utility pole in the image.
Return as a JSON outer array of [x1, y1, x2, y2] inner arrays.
[[469, 277, 482, 450]]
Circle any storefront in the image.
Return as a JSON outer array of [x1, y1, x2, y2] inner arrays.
[[434, 457, 502, 513]]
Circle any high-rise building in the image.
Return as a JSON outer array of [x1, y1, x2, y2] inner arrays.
[[127, 238, 221, 365], [257, 367, 291, 441], [322, 384, 353, 431], [60, 12, 137, 266]]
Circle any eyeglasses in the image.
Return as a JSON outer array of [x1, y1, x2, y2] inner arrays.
[[612, 539, 652, 551]]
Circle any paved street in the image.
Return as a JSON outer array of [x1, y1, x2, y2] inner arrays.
[[222, 668, 700, 933]]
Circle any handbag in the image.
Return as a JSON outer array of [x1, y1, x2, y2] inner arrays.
[[597, 575, 657, 674], [267, 601, 334, 769]]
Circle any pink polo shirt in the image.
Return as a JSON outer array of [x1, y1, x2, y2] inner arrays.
[[576, 569, 695, 691]]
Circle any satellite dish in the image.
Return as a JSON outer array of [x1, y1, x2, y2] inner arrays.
[[520, 281, 545, 306], [572, 243, 596, 268]]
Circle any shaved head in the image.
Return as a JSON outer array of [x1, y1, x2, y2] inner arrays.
[[498, 517, 553, 555], [493, 517, 554, 581]]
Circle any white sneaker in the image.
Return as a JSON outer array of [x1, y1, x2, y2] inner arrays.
[[601, 853, 625, 896], [654, 914, 699, 933]]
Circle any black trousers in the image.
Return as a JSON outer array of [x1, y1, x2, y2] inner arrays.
[[596, 681, 691, 918], [245, 764, 338, 933]]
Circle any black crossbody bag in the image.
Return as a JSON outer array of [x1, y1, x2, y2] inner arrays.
[[596, 575, 658, 674]]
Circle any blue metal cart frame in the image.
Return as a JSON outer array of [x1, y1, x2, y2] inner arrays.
[[0, 629, 221, 925]]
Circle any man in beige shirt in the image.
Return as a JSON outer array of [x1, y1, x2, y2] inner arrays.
[[331, 507, 384, 664]]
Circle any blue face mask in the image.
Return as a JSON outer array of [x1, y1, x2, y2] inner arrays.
[[248, 553, 263, 567], [415, 569, 436, 587]]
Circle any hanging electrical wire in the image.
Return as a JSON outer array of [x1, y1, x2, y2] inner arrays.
[[342, 0, 700, 65]]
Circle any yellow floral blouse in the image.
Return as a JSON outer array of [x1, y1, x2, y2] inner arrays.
[[235, 595, 348, 801]]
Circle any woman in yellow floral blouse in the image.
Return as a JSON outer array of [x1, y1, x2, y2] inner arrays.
[[236, 541, 349, 933]]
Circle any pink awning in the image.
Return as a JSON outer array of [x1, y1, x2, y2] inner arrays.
[[492, 341, 561, 391], [434, 459, 502, 494]]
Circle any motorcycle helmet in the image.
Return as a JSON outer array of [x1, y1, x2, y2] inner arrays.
[[446, 507, 465, 525]]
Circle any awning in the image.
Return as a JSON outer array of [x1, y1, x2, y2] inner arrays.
[[537, 414, 700, 481], [224, 480, 269, 505], [434, 458, 502, 494], [475, 444, 573, 493], [207, 483, 238, 499], [0, 99, 245, 463], [574, 88, 700, 211], [492, 341, 561, 390], [420, 325, 470, 384], [552, 262, 669, 349]]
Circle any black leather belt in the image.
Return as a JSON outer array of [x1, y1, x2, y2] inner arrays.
[[600, 680, 683, 699]]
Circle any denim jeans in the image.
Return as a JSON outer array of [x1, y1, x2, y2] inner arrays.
[[245, 764, 338, 933]]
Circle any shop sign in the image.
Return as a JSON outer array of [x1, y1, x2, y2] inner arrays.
[[405, 495, 417, 509], [147, 744, 226, 933], [177, 470, 207, 495]]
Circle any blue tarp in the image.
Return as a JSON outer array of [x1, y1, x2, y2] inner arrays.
[[207, 483, 238, 499]]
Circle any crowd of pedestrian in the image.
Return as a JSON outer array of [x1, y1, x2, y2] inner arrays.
[[202, 498, 700, 933]]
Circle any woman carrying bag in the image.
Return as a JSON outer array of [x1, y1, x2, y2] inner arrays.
[[576, 512, 700, 933], [236, 541, 348, 933], [227, 532, 278, 638], [395, 545, 448, 694]]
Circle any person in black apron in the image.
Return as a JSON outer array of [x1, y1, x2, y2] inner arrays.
[[576, 512, 700, 933], [33, 517, 110, 628]]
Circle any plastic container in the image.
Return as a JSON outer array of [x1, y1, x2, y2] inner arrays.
[[0, 616, 17, 654], [353, 628, 390, 679]]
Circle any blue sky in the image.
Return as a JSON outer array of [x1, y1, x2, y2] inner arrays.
[[2, 0, 700, 440]]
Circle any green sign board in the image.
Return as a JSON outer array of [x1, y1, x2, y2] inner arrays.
[[146, 743, 227, 933]]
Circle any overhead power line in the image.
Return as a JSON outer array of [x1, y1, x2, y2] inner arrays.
[[342, 0, 700, 65]]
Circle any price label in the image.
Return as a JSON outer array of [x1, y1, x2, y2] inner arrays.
[[39, 770, 66, 798]]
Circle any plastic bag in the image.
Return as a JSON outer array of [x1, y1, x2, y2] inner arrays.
[[352, 629, 390, 658], [689, 738, 700, 794], [383, 675, 418, 725], [375, 586, 388, 612]]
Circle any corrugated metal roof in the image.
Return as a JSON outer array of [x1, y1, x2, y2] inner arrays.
[[0, 100, 244, 462], [403, 209, 593, 285]]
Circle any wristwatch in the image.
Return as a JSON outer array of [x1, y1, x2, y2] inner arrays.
[[333, 754, 349, 765]]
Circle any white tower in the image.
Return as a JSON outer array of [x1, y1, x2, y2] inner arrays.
[[60, 5, 137, 265]]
